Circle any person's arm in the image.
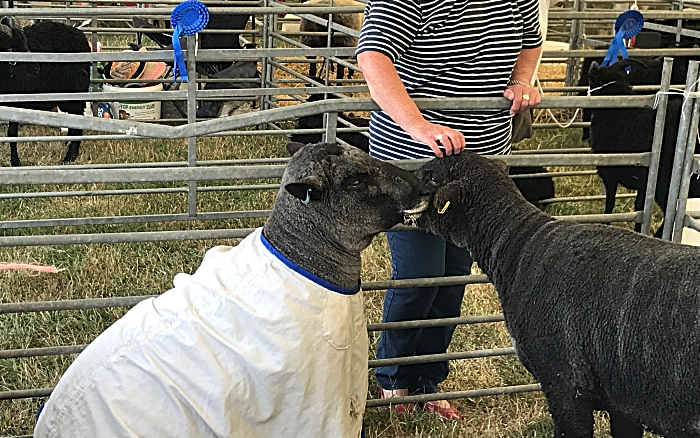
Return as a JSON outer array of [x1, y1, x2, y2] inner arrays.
[[357, 51, 465, 157], [503, 46, 543, 115]]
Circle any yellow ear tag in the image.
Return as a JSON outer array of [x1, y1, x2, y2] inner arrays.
[[437, 201, 450, 215]]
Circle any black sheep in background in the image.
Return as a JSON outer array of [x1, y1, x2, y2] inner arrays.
[[0, 19, 90, 167], [578, 44, 700, 141], [288, 92, 369, 153], [587, 59, 700, 237], [509, 164, 555, 209], [416, 151, 700, 438]]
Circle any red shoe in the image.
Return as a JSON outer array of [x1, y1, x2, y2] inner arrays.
[[378, 385, 415, 415], [421, 400, 462, 420]]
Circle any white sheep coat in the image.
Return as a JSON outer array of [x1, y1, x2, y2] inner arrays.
[[34, 227, 368, 438]]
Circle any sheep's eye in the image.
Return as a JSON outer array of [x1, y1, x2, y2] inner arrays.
[[342, 175, 369, 191]]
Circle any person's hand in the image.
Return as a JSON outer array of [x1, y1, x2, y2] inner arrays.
[[504, 83, 541, 115], [405, 120, 465, 158]]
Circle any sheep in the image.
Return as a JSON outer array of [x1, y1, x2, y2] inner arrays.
[[34, 142, 429, 438], [299, 0, 363, 80], [0, 19, 90, 167], [587, 59, 700, 237], [416, 150, 700, 438], [289, 91, 369, 152]]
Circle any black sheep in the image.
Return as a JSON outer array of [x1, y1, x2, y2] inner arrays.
[[0, 19, 90, 166], [587, 59, 700, 237], [289, 92, 369, 153], [417, 151, 700, 438]]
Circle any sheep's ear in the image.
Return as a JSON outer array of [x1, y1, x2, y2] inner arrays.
[[285, 175, 326, 202], [492, 159, 507, 172], [433, 181, 466, 213], [589, 61, 600, 73], [286, 142, 307, 157]]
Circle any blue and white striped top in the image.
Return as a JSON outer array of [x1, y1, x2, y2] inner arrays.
[[355, 0, 542, 159]]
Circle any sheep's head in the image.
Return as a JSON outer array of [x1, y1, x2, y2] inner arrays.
[[276, 142, 429, 251], [415, 152, 512, 244], [587, 61, 634, 96], [0, 18, 29, 52]]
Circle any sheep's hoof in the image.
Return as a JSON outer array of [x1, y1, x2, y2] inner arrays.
[[62, 152, 79, 163]]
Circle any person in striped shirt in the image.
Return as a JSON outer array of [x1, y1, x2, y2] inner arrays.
[[356, 0, 543, 419]]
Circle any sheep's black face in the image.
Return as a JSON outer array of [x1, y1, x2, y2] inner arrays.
[[280, 142, 429, 250], [587, 61, 634, 96], [415, 152, 511, 240]]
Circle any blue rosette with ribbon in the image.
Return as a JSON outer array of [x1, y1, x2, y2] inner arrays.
[[171, 0, 210, 83], [601, 9, 644, 67]]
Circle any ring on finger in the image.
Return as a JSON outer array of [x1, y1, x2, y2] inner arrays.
[[522, 94, 530, 101], [435, 134, 444, 142]]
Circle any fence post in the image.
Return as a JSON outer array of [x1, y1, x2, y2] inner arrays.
[[663, 60, 700, 240], [671, 83, 700, 242], [323, 111, 338, 143], [641, 57, 674, 235], [187, 35, 198, 217]]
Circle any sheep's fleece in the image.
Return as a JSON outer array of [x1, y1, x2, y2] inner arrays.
[[34, 228, 367, 438]]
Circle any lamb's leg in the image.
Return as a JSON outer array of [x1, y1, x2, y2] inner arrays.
[[308, 56, 317, 79], [544, 386, 595, 438], [600, 172, 619, 224], [8, 122, 20, 167], [633, 186, 647, 233], [62, 129, 81, 163], [609, 409, 643, 438]]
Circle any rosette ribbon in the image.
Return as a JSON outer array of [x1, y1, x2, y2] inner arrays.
[[171, 0, 210, 83], [601, 9, 644, 67]]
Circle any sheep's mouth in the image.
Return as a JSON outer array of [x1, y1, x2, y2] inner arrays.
[[402, 196, 430, 226]]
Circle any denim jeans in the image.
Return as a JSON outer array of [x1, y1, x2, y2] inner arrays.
[[375, 229, 473, 394]]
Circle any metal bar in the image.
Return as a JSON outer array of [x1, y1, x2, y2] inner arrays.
[[0, 184, 280, 200], [0, 212, 640, 248], [0, 388, 53, 401], [685, 215, 700, 232], [0, 96, 659, 139], [0, 5, 367, 17], [366, 314, 503, 331], [0, 228, 257, 247], [663, 61, 700, 240], [368, 348, 516, 368], [187, 35, 198, 217], [365, 384, 542, 407], [0, 276, 487, 314], [0, 210, 271, 229], [672, 87, 700, 241], [323, 111, 338, 143], [643, 58, 674, 235], [0, 154, 651, 186], [0, 345, 87, 360]]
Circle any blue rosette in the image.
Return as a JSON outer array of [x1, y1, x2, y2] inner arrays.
[[171, 0, 210, 83], [601, 9, 644, 67]]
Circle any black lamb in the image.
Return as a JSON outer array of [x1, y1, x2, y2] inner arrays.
[[0, 19, 90, 167], [587, 58, 700, 237], [417, 151, 700, 438]]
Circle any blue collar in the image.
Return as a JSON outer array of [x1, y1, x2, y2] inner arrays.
[[260, 230, 361, 296]]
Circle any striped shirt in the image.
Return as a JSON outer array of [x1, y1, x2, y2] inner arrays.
[[355, 0, 542, 159]]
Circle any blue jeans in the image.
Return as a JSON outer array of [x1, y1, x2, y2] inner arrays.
[[375, 229, 473, 394]]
